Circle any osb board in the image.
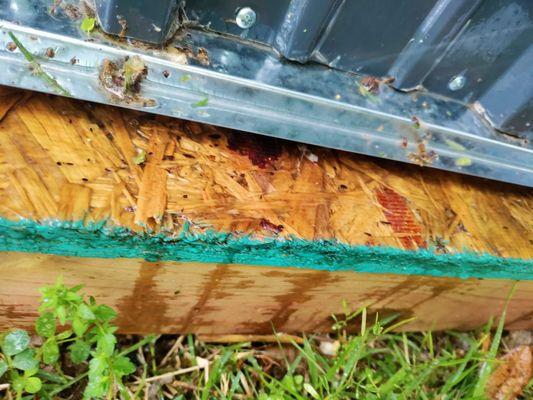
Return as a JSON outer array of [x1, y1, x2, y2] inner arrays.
[[1, 252, 533, 333], [0, 86, 531, 259]]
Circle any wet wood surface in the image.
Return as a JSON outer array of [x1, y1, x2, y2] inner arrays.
[[1, 252, 532, 333], [0, 86, 532, 333]]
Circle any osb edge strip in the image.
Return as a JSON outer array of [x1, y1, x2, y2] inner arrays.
[[0, 217, 532, 280]]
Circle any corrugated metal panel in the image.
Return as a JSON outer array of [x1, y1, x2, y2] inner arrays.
[[182, 0, 532, 139]]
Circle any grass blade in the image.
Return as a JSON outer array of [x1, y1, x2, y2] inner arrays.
[[8, 32, 71, 97], [472, 283, 517, 397]]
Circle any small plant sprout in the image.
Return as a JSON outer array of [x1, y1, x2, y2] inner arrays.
[[81, 17, 96, 34], [0, 277, 156, 399], [192, 97, 209, 108]]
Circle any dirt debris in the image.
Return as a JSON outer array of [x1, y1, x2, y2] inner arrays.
[[507, 330, 532, 348], [170, 44, 209, 65], [99, 58, 128, 98], [45, 47, 55, 58], [360, 76, 380, 94], [360, 75, 395, 94], [63, 3, 82, 19], [196, 47, 209, 65], [117, 15, 128, 37], [408, 142, 438, 166], [99, 55, 155, 106]]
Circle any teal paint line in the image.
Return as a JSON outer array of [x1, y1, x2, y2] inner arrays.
[[0, 217, 532, 280]]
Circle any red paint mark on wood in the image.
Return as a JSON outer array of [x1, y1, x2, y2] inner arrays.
[[227, 130, 282, 168], [376, 187, 427, 249]]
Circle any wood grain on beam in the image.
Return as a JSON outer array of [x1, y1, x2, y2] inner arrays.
[[1, 253, 532, 334]]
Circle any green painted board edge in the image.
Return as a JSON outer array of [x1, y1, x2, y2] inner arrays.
[[0, 217, 532, 280]]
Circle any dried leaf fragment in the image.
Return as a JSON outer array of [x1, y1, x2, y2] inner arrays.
[[486, 345, 532, 400]]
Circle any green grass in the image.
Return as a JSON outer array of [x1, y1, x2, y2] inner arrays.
[[1, 281, 531, 399], [110, 311, 531, 399], [134, 320, 519, 400]]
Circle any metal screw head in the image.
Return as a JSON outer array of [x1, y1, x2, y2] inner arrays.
[[448, 75, 466, 91], [236, 7, 256, 29]]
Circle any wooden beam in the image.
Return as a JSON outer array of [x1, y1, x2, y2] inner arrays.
[[1, 252, 532, 334]]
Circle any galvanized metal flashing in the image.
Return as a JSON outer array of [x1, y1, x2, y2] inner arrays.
[[0, 0, 532, 186]]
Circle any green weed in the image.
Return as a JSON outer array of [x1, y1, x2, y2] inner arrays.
[[0, 277, 155, 399]]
